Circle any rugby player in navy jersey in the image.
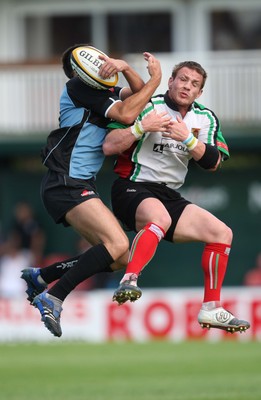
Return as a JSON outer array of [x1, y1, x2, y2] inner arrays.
[[21, 45, 167, 337]]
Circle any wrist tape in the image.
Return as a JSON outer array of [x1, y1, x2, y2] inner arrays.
[[183, 133, 198, 151], [131, 120, 144, 140]]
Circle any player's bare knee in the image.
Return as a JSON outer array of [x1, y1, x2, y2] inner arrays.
[[218, 224, 233, 245], [224, 225, 233, 244], [106, 234, 129, 261], [117, 235, 129, 257], [153, 214, 172, 232]]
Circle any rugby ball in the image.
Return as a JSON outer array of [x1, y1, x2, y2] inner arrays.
[[70, 46, 119, 90]]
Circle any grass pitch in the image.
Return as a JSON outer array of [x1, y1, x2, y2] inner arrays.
[[0, 340, 260, 400]]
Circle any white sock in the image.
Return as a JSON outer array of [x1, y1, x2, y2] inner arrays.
[[202, 301, 221, 311], [120, 273, 138, 285]]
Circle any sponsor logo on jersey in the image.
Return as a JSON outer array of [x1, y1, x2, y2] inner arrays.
[[153, 142, 187, 154], [163, 142, 186, 152], [126, 188, 136, 192], [153, 144, 164, 153]]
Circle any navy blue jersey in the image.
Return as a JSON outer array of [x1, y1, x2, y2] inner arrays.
[[41, 77, 122, 180]]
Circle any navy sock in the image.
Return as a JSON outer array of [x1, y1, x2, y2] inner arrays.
[[48, 244, 114, 301], [40, 255, 80, 284]]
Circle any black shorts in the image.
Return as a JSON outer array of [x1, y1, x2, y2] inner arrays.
[[111, 178, 191, 242], [40, 170, 100, 226]]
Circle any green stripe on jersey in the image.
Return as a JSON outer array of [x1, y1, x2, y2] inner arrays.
[[193, 102, 230, 159], [107, 121, 128, 129]]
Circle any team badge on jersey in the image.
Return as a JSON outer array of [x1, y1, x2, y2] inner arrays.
[[191, 128, 200, 138]]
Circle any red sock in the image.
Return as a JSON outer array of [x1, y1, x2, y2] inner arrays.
[[126, 223, 165, 275], [201, 243, 231, 302]]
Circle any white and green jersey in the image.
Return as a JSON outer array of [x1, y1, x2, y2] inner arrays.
[[113, 92, 229, 190]]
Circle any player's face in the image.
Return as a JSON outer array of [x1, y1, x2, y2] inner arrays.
[[168, 67, 203, 107]]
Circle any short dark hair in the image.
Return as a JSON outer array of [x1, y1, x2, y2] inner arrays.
[[171, 61, 207, 89], [61, 43, 90, 78]]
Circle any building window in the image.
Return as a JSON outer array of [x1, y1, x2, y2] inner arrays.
[[211, 11, 261, 50], [50, 16, 92, 56], [108, 13, 171, 55]]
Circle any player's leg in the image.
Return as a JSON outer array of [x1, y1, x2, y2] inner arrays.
[[33, 198, 129, 337], [66, 197, 129, 261], [173, 203, 250, 333], [21, 255, 81, 304], [173, 203, 232, 305], [22, 230, 128, 304], [113, 197, 170, 304], [22, 171, 128, 305]]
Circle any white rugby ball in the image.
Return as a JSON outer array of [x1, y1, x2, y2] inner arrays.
[[70, 46, 119, 90]]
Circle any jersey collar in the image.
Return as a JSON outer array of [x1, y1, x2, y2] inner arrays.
[[164, 91, 193, 112]]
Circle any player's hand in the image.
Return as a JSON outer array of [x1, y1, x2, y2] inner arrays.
[[142, 110, 171, 133], [98, 55, 128, 78], [163, 115, 190, 141], [143, 52, 162, 84]]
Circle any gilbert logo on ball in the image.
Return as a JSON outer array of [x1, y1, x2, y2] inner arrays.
[[70, 46, 119, 89]]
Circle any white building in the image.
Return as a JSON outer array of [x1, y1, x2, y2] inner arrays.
[[0, 0, 261, 135], [0, 0, 261, 62]]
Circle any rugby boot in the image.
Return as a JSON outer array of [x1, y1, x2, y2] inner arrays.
[[198, 307, 250, 333], [33, 291, 63, 337], [112, 273, 142, 305], [21, 268, 47, 304]]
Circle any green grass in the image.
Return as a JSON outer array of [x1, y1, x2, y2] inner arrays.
[[0, 340, 260, 400]]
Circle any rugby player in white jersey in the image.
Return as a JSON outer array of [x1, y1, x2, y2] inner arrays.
[[103, 61, 250, 334]]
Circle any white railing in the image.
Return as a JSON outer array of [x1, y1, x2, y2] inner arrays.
[[0, 65, 66, 135], [1, 50, 261, 136], [126, 50, 261, 129]]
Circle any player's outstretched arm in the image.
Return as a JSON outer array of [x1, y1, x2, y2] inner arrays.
[[107, 54, 162, 124], [98, 54, 144, 95], [120, 52, 163, 97], [99, 52, 162, 100]]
